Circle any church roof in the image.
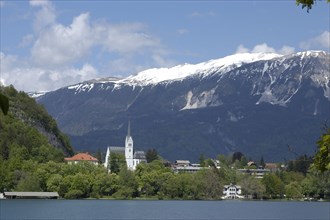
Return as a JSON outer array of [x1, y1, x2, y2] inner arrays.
[[65, 152, 98, 162], [109, 146, 125, 154], [134, 151, 146, 160]]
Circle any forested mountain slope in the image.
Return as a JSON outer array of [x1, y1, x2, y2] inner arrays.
[[0, 85, 73, 161]]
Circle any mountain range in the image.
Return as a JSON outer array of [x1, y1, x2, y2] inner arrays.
[[36, 51, 330, 162]]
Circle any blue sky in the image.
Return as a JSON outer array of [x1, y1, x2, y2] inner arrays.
[[1, 0, 329, 92]]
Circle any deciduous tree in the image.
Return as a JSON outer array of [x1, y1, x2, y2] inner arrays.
[[296, 0, 330, 12]]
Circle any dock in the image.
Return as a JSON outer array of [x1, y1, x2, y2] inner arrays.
[[3, 192, 59, 199]]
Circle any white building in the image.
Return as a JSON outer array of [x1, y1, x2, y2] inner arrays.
[[222, 184, 244, 199], [104, 121, 146, 171]]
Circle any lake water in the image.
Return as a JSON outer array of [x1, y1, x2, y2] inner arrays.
[[0, 200, 329, 220]]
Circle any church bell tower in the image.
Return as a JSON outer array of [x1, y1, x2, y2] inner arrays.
[[125, 121, 134, 169]]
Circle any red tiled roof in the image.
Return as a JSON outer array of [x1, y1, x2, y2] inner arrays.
[[65, 152, 98, 162]]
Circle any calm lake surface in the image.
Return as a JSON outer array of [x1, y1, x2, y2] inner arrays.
[[0, 200, 329, 220]]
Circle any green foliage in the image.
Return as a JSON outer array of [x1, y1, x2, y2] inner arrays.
[[0, 85, 73, 156], [262, 173, 285, 199], [301, 168, 330, 199], [232, 151, 244, 163], [65, 189, 84, 199], [109, 153, 126, 174], [15, 173, 42, 192], [313, 127, 330, 172], [146, 148, 159, 163], [135, 160, 172, 197], [287, 155, 312, 175], [239, 175, 265, 199], [285, 181, 303, 199], [113, 168, 138, 199], [0, 92, 9, 115], [296, 0, 330, 12], [199, 154, 206, 167]]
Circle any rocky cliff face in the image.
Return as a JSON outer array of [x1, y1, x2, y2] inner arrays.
[[37, 51, 330, 161]]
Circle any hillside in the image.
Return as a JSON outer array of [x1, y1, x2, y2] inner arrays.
[[0, 85, 74, 161], [37, 51, 330, 162]]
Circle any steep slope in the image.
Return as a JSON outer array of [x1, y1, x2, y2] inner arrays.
[[0, 86, 74, 158], [37, 51, 330, 162]]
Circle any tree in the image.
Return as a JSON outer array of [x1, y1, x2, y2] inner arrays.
[[96, 149, 103, 164], [113, 168, 138, 199], [239, 175, 265, 199], [15, 173, 42, 192], [232, 151, 244, 164], [313, 127, 330, 172], [195, 169, 223, 199], [285, 181, 303, 199], [296, 0, 330, 12], [146, 148, 158, 163], [259, 156, 265, 168], [0, 93, 9, 115], [262, 173, 285, 199], [199, 154, 206, 167], [109, 153, 126, 174], [287, 155, 312, 175]]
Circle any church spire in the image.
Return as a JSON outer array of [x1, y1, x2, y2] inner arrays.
[[127, 120, 131, 137]]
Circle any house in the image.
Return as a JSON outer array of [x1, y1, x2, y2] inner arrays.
[[64, 152, 98, 165], [175, 160, 191, 167], [222, 184, 244, 199], [265, 163, 279, 172], [104, 121, 146, 171], [238, 168, 270, 178]]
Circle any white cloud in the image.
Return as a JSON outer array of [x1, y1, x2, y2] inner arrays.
[[235, 44, 249, 53], [0, 52, 17, 73], [177, 29, 189, 35], [251, 43, 276, 53], [19, 34, 34, 47], [29, 0, 51, 7], [30, 0, 56, 32], [1, 52, 98, 91], [31, 13, 94, 67], [97, 23, 160, 55], [2, 1, 174, 92], [278, 45, 295, 55], [300, 31, 330, 50], [236, 43, 295, 55]]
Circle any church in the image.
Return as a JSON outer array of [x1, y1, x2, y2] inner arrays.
[[104, 121, 146, 171]]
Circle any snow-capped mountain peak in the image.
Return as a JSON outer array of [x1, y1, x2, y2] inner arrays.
[[121, 52, 282, 86]]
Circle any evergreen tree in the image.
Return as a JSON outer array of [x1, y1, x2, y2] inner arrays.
[[259, 156, 265, 168], [146, 148, 159, 163]]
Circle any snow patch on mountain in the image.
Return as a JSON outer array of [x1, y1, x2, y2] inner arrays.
[[28, 91, 48, 98], [68, 83, 95, 94]]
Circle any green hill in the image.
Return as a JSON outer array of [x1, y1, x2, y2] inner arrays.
[[0, 85, 75, 191], [0, 86, 73, 160]]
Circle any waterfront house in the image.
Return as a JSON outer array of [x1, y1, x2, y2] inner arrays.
[[222, 184, 243, 199]]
